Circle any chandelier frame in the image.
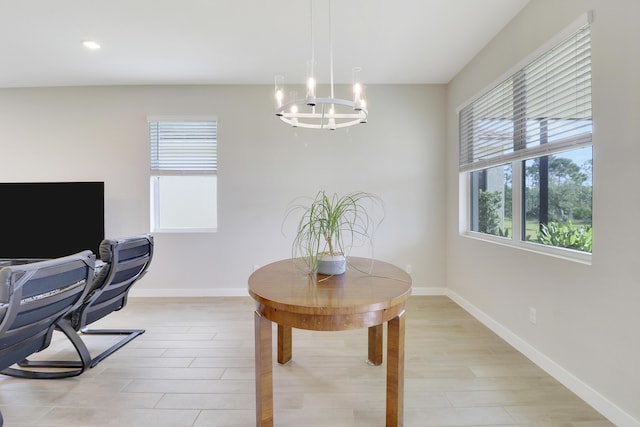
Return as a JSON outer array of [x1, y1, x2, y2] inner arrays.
[[274, 0, 368, 130]]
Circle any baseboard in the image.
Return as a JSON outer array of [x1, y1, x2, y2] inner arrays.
[[410, 286, 447, 296], [129, 286, 445, 298], [129, 288, 250, 297], [445, 289, 640, 427]]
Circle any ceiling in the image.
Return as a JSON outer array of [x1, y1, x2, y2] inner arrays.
[[0, 0, 529, 89]]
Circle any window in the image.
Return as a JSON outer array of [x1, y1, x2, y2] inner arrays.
[[149, 119, 218, 232], [470, 163, 512, 237], [460, 18, 592, 255]]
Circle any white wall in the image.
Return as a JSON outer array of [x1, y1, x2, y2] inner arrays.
[[446, 0, 640, 424], [0, 84, 447, 295]]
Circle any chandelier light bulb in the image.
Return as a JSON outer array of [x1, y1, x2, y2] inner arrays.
[[353, 83, 363, 110], [291, 103, 299, 127], [274, 75, 286, 113], [328, 106, 336, 130], [306, 77, 317, 106]]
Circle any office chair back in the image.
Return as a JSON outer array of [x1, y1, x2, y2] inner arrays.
[[0, 251, 94, 372], [71, 234, 153, 330]]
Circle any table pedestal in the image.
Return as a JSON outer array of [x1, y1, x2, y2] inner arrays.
[[254, 311, 406, 427]]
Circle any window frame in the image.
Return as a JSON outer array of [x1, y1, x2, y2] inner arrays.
[[148, 116, 218, 233], [458, 13, 593, 264]]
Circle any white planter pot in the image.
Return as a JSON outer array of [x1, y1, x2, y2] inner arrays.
[[317, 254, 346, 275]]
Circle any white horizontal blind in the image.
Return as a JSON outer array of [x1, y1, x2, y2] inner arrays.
[[150, 121, 217, 172], [460, 24, 591, 172]]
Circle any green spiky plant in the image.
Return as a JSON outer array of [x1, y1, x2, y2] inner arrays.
[[285, 190, 384, 274]]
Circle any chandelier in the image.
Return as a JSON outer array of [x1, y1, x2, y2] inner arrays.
[[274, 0, 368, 130]]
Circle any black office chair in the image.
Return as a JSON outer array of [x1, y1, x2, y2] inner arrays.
[[0, 251, 95, 380], [19, 234, 153, 371]]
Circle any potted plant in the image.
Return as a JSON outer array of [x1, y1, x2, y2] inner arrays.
[[285, 190, 384, 276]]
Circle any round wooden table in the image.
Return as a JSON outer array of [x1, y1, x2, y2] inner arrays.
[[248, 257, 412, 427]]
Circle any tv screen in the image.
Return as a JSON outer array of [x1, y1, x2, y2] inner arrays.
[[0, 182, 105, 260]]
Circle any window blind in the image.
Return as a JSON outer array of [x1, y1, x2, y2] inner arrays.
[[150, 121, 217, 172], [459, 24, 591, 172]]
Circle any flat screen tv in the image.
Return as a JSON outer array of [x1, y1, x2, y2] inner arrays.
[[0, 182, 105, 260]]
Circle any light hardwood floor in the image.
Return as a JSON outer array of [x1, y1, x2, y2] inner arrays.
[[0, 296, 613, 426]]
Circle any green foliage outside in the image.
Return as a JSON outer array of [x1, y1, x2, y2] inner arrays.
[[524, 155, 592, 253], [476, 152, 592, 252], [478, 190, 500, 235], [537, 221, 592, 252], [524, 157, 592, 224], [478, 190, 509, 237]]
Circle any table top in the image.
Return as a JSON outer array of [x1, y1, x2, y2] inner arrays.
[[248, 257, 412, 319]]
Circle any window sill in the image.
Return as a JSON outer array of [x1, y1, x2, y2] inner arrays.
[[461, 231, 592, 265], [152, 228, 217, 234]]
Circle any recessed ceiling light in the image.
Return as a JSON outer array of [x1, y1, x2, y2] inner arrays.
[[82, 40, 101, 50]]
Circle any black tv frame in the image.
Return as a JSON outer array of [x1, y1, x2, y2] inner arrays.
[[0, 181, 105, 261]]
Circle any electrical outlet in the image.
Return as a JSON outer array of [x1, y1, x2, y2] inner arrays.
[[529, 307, 537, 325], [405, 264, 412, 274]]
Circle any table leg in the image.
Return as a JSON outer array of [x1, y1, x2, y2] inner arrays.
[[255, 311, 273, 427], [277, 324, 292, 365], [386, 310, 405, 427], [368, 324, 383, 365]]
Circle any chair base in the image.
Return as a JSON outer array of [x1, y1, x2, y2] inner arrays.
[[81, 328, 145, 368], [2, 320, 90, 379], [13, 326, 144, 374]]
